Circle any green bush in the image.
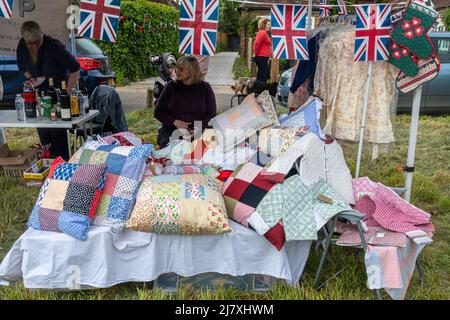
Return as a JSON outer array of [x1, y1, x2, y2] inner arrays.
[[96, 0, 179, 85], [232, 56, 251, 80], [443, 8, 450, 30]]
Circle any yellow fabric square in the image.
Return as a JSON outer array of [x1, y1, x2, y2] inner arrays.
[[88, 151, 109, 164], [40, 179, 69, 211]]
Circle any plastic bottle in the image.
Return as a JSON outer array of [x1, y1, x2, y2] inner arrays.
[[15, 94, 25, 121], [23, 81, 37, 118]]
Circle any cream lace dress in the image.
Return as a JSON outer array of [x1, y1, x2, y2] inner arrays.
[[314, 30, 397, 145]]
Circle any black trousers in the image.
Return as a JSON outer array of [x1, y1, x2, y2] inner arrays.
[[37, 128, 69, 161], [254, 56, 270, 83]]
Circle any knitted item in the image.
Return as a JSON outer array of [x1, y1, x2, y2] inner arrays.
[[389, 38, 419, 76], [391, 0, 438, 59], [396, 55, 440, 93]]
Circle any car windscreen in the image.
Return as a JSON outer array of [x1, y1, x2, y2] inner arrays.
[[431, 38, 450, 63], [76, 38, 104, 56]]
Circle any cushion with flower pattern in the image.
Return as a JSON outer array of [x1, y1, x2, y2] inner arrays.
[[127, 174, 231, 235]]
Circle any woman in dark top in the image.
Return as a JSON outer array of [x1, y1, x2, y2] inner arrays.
[[154, 56, 217, 149], [16, 21, 80, 160]]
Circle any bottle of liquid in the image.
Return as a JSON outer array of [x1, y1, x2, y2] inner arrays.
[[80, 83, 90, 113], [77, 90, 85, 116], [47, 77, 57, 107], [23, 81, 37, 118], [60, 81, 71, 121], [36, 90, 44, 120], [55, 88, 62, 118], [15, 94, 25, 121], [70, 89, 80, 117]]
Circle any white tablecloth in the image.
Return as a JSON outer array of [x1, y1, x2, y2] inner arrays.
[[0, 221, 311, 289]]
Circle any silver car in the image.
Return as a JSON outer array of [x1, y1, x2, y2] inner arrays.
[[276, 32, 450, 114]]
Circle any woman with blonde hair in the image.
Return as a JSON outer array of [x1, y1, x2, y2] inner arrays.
[[253, 18, 272, 82], [154, 56, 217, 148]]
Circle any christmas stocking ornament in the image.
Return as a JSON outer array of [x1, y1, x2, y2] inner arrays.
[[389, 41, 419, 76], [391, 0, 438, 59], [396, 55, 440, 93]]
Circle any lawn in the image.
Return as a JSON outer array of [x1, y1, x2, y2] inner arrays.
[[0, 108, 449, 300]]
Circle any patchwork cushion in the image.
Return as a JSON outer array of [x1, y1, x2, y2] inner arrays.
[[257, 127, 309, 157], [280, 97, 325, 139], [70, 143, 153, 232], [222, 163, 279, 227], [127, 174, 231, 235], [28, 157, 107, 240], [256, 90, 280, 126], [209, 94, 272, 152]]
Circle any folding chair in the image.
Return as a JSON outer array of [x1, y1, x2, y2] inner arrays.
[[312, 187, 425, 300]]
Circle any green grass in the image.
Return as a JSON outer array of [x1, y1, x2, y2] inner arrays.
[[0, 110, 449, 300]]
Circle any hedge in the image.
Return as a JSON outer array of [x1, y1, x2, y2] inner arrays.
[[96, 0, 179, 85]]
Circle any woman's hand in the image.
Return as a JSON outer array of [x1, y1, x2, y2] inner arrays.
[[173, 119, 191, 129]]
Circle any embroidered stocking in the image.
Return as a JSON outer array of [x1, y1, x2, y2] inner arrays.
[[389, 41, 419, 76], [391, 0, 439, 59]]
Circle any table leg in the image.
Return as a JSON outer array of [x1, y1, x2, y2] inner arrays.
[[67, 129, 72, 158], [90, 120, 93, 136], [73, 126, 78, 155], [83, 123, 87, 143]]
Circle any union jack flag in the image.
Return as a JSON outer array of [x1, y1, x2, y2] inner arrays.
[[0, 0, 14, 19], [337, 0, 348, 16], [271, 4, 308, 60], [319, 0, 330, 19], [78, 0, 121, 42], [354, 4, 391, 62], [179, 0, 219, 56]]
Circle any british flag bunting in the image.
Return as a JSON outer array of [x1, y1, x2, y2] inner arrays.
[[354, 4, 392, 62], [0, 0, 14, 19], [179, 0, 219, 56], [78, 0, 121, 42], [271, 4, 308, 60]]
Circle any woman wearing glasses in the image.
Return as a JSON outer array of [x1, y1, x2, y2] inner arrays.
[[154, 56, 217, 149]]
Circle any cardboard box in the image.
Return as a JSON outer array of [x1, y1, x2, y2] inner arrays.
[[23, 159, 53, 184], [0, 144, 37, 179]]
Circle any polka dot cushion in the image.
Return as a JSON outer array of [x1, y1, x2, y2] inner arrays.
[[28, 157, 107, 241], [70, 143, 154, 232]]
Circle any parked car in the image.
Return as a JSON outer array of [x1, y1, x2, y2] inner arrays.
[[0, 37, 115, 109], [276, 32, 450, 114]]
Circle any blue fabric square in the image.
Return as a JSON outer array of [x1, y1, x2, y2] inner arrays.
[[96, 144, 117, 152], [28, 206, 40, 230], [58, 211, 91, 241], [52, 163, 80, 181], [128, 145, 153, 160], [106, 153, 127, 175], [121, 157, 146, 181], [280, 98, 325, 138], [108, 197, 132, 221]]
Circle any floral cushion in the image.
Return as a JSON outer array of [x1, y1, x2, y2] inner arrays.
[[256, 90, 280, 126], [70, 144, 153, 232], [209, 94, 273, 152], [222, 163, 279, 227], [127, 174, 231, 235], [280, 97, 325, 139], [28, 157, 107, 240], [257, 127, 309, 157]]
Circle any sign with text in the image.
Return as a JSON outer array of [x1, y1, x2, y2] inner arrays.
[[0, 0, 69, 56]]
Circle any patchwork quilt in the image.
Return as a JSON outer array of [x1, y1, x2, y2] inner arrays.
[[70, 143, 153, 232], [28, 157, 107, 240], [127, 174, 231, 235]]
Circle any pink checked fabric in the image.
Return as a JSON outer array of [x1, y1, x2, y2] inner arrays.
[[102, 132, 145, 147], [353, 178, 434, 235]]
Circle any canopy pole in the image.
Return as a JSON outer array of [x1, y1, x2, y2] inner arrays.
[[404, 85, 422, 202], [70, 6, 79, 91], [307, 0, 313, 34], [355, 62, 373, 178]]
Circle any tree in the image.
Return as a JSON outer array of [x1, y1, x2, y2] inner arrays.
[[443, 8, 450, 31], [218, 0, 240, 36]]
